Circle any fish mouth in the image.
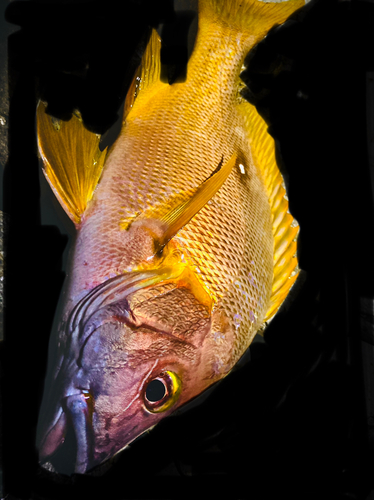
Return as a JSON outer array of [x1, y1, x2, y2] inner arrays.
[[39, 393, 96, 475], [38, 393, 146, 475]]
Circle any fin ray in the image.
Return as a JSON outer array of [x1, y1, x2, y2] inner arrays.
[[238, 99, 300, 323], [200, 0, 305, 49], [37, 102, 107, 225], [159, 154, 237, 245], [123, 29, 163, 124], [126, 154, 237, 246]]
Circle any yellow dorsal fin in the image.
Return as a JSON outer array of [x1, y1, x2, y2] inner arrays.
[[239, 100, 300, 323], [199, 0, 305, 47], [37, 101, 108, 226], [123, 29, 163, 123], [159, 154, 237, 246]]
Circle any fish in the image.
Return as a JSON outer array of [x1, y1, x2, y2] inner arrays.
[[36, 0, 304, 475]]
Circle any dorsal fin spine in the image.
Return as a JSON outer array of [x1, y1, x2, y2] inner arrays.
[[123, 29, 163, 124]]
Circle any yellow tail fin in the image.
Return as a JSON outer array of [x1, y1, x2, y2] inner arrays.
[[199, 0, 305, 47]]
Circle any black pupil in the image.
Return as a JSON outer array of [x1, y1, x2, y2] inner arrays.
[[146, 379, 166, 402]]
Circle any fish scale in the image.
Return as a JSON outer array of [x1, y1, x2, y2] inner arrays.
[[36, 0, 303, 474], [73, 42, 273, 357], [131, 287, 210, 339]]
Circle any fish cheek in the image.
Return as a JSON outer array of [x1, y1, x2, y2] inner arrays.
[[79, 326, 172, 452], [91, 358, 182, 462], [79, 317, 204, 461], [79, 321, 130, 372], [90, 368, 145, 458]]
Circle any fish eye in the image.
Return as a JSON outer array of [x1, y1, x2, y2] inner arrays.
[[143, 371, 182, 413], [146, 379, 166, 402]]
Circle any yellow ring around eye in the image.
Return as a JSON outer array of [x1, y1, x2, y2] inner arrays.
[[147, 371, 182, 413], [166, 370, 181, 397]]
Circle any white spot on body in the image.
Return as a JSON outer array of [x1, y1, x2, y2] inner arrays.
[[233, 313, 242, 329], [213, 331, 225, 342], [213, 358, 224, 375]]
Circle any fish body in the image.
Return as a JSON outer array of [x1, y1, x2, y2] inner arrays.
[[37, 0, 303, 474]]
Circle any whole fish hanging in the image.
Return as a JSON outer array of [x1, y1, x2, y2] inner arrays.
[[36, 0, 304, 474]]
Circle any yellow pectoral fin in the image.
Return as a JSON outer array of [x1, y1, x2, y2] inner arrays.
[[37, 101, 107, 226], [159, 153, 237, 246]]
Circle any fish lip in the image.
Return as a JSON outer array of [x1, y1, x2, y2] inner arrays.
[[38, 391, 94, 474], [39, 355, 102, 473], [38, 406, 67, 462], [63, 392, 94, 474]]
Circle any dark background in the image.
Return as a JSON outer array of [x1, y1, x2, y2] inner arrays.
[[1, 0, 374, 498]]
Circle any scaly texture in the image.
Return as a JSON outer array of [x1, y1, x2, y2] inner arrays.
[[36, 0, 305, 473], [38, 1, 304, 369], [71, 22, 274, 367]]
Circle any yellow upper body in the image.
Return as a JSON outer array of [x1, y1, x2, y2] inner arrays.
[[36, 0, 303, 473]]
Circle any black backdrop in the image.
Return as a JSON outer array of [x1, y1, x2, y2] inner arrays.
[[2, 0, 374, 498]]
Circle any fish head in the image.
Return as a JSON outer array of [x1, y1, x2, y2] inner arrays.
[[37, 264, 232, 474]]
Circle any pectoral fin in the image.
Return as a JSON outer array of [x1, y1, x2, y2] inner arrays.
[[37, 101, 107, 226], [159, 153, 237, 246]]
